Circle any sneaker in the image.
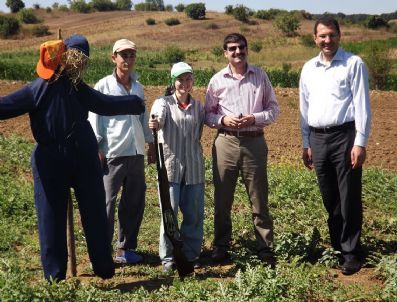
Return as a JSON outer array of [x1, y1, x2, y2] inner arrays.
[[115, 249, 143, 264], [162, 262, 175, 273]]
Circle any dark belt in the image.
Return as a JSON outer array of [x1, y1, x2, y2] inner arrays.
[[218, 129, 264, 137], [309, 121, 355, 134]]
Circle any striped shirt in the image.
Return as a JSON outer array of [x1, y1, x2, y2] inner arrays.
[[150, 94, 205, 185], [205, 64, 279, 130]]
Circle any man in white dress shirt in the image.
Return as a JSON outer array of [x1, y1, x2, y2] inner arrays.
[[89, 39, 154, 264], [299, 16, 371, 275]]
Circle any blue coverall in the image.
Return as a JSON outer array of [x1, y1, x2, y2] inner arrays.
[[0, 75, 144, 280]]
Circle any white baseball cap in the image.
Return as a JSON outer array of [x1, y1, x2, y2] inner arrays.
[[171, 62, 193, 83], [112, 39, 136, 53]]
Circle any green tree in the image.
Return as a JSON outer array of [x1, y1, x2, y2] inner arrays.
[[17, 8, 41, 24], [274, 13, 300, 36], [115, 0, 132, 10], [70, 0, 91, 13], [185, 3, 206, 20], [232, 4, 250, 23], [0, 15, 20, 38], [91, 0, 116, 11], [365, 16, 388, 29], [6, 0, 25, 13], [175, 3, 184, 12], [224, 5, 233, 15]]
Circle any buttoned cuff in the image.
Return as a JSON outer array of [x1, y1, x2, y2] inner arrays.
[[354, 132, 368, 147]]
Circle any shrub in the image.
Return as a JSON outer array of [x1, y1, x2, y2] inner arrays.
[[32, 24, 50, 37], [70, 0, 91, 13], [274, 13, 300, 36], [185, 3, 206, 20], [364, 44, 392, 90], [165, 4, 173, 11], [250, 40, 263, 52], [45, 6, 52, 13], [17, 8, 41, 24], [58, 5, 69, 11], [33, 3, 40, 9], [232, 5, 250, 23], [164, 17, 180, 26], [300, 34, 315, 47], [205, 22, 219, 30], [115, 0, 132, 10], [255, 10, 273, 20], [162, 46, 185, 63], [224, 5, 233, 15], [6, 0, 25, 13], [91, 0, 116, 11], [175, 3, 184, 12], [135, 0, 164, 11], [365, 16, 388, 29], [146, 18, 156, 25], [0, 15, 20, 38], [52, 2, 59, 9], [211, 46, 223, 57]]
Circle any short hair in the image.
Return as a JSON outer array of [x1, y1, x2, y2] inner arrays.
[[223, 33, 248, 50], [314, 16, 341, 36]]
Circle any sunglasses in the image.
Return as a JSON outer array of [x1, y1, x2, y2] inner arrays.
[[227, 44, 246, 52], [117, 52, 136, 60]]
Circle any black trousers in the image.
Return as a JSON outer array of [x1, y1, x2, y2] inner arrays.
[[310, 127, 362, 259]]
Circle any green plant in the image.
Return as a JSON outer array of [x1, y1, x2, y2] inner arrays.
[[232, 4, 250, 23], [45, 6, 52, 13], [162, 45, 185, 63], [300, 34, 315, 47], [31, 24, 50, 37], [211, 46, 223, 57], [376, 255, 397, 299], [165, 4, 173, 11], [365, 16, 388, 29], [0, 15, 20, 38], [91, 0, 116, 11], [175, 3, 184, 12], [249, 40, 263, 53], [318, 248, 341, 268], [146, 18, 156, 25], [224, 5, 233, 15], [164, 18, 180, 26], [70, 0, 91, 13], [274, 13, 300, 37], [17, 8, 41, 24], [363, 44, 392, 90], [6, 0, 25, 13], [115, 0, 132, 11], [185, 3, 206, 20], [58, 4, 69, 11]]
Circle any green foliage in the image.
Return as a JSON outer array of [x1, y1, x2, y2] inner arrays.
[[175, 3, 185, 12], [300, 34, 315, 47], [185, 3, 206, 20], [0, 15, 20, 38], [70, 0, 91, 13], [115, 0, 132, 11], [255, 9, 287, 20], [224, 5, 233, 15], [165, 4, 173, 12], [164, 17, 180, 26], [33, 3, 40, 9], [232, 5, 250, 23], [365, 16, 389, 29], [45, 6, 52, 13], [145, 17, 156, 25], [211, 46, 223, 57], [58, 4, 69, 12], [274, 13, 300, 36], [91, 0, 116, 11], [376, 255, 397, 299], [17, 8, 41, 24], [31, 24, 50, 37], [363, 44, 392, 90], [6, 0, 25, 13], [249, 40, 263, 53], [134, 0, 164, 11], [162, 45, 185, 63]]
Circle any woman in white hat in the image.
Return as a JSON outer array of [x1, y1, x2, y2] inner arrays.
[[149, 62, 205, 272]]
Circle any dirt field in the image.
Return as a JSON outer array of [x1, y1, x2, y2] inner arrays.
[[1, 80, 396, 171]]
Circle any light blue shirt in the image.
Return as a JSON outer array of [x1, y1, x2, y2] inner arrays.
[[299, 48, 371, 148], [88, 71, 153, 158]]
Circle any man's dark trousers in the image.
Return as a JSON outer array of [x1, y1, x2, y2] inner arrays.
[[310, 126, 363, 260]]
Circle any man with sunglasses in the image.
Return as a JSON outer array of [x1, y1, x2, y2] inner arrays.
[[89, 39, 154, 264], [300, 17, 371, 275], [205, 33, 279, 267]]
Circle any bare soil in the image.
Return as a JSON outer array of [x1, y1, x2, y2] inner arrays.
[[1, 80, 396, 171]]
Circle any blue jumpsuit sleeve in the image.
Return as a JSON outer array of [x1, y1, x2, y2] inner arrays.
[[0, 84, 36, 119], [76, 82, 145, 116]]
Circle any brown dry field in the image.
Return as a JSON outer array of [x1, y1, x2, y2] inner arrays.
[[1, 80, 396, 171]]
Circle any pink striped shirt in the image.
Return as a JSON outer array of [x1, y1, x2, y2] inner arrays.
[[205, 64, 279, 131]]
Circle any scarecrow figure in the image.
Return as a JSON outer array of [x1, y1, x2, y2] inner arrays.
[[0, 35, 145, 281]]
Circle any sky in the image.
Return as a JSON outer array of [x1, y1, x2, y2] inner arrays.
[[0, 0, 395, 15]]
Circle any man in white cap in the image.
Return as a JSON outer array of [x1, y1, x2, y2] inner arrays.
[[89, 39, 154, 264]]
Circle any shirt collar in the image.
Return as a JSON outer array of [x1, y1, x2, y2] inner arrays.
[[315, 47, 344, 66], [222, 63, 254, 78], [111, 69, 139, 82]]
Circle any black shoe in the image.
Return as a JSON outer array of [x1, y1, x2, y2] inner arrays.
[[258, 251, 276, 269], [189, 260, 202, 269], [211, 246, 229, 263], [341, 258, 361, 275]]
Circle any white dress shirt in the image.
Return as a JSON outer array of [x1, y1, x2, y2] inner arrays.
[[300, 48, 371, 148]]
